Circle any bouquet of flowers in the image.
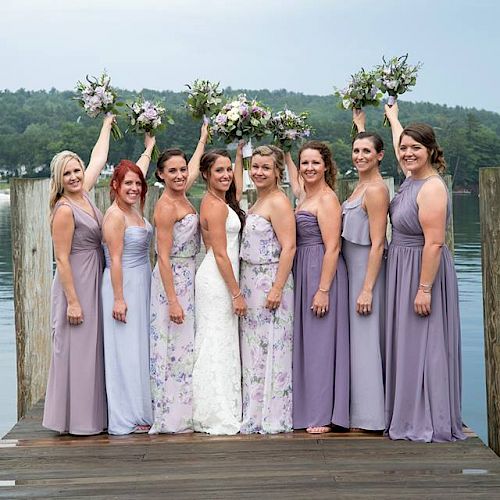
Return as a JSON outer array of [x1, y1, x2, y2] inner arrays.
[[185, 79, 224, 123], [269, 109, 312, 152], [212, 94, 272, 166], [74, 72, 123, 140], [335, 68, 382, 136], [126, 96, 174, 161], [376, 54, 422, 124]]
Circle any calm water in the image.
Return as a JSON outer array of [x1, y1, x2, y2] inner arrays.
[[0, 194, 488, 441]]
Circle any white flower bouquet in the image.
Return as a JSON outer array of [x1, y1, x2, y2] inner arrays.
[[74, 72, 123, 140], [126, 96, 174, 161], [185, 79, 224, 123], [335, 69, 382, 136], [376, 54, 422, 124], [212, 94, 272, 166], [269, 109, 312, 152]]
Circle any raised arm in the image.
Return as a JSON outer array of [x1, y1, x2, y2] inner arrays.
[[356, 184, 389, 315], [233, 142, 244, 202], [203, 199, 246, 316], [384, 102, 406, 175], [352, 108, 366, 133], [313, 193, 342, 317], [136, 133, 156, 179], [103, 209, 127, 323], [266, 195, 296, 310], [186, 122, 209, 190], [155, 203, 184, 324], [284, 151, 304, 201], [83, 114, 114, 191], [52, 205, 82, 325], [415, 178, 448, 317]]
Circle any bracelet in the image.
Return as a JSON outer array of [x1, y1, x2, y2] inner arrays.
[[140, 153, 151, 160], [318, 287, 329, 293], [232, 291, 242, 300], [418, 283, 432, 294]]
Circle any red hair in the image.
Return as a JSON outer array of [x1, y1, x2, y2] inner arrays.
[[110, 160, 148, 211]]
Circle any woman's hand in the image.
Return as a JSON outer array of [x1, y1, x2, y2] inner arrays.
[[233, 294, 247, 317], [113, 298, 128, 323], [311, 289, 329, 318], [265, 285, 282, 310], [169, 300, 185, 324], [352, 108, 366, 133], [200, 122, 209, 144], [67, 302, 83, 325], [103, 113, 116, 128], [414, 289, 431, 317], [144, 132, 156, 151], [384, 101, 399, 124], [356, 289, 373, 315]]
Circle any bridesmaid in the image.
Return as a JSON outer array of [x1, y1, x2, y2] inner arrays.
[[287, 141, 350, 433], [43, 114, 113, 435], [384, 103, 465, 442], [342, 109, 389, 431], [149, 124, 208, 434], [102, 151, 154, 435], [240, 145, 295, 434]]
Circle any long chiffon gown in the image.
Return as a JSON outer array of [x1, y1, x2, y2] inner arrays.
[[239, 214, 293, 434], [342, 193, 386, 430], [192, 206, 242, 435], [149, 213, 200, 434], [102, 221, 153, 435], [292, 211, 350, 430], [385, 176, 466, 442], [43, 194, 107, 435]]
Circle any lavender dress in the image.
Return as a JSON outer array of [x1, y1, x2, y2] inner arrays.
[[102, 221, 153, 435], [385, 176, 465, 442], [43, 194, 107, 435], [293, 211, 350, 429], [239, 214, 293, 434], [342, 193, 385, 430], [149, 213, 200, 434]]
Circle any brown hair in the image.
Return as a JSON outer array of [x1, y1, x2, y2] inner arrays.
[[155, 148, 188, 183], [199, 149, 245, 230], [400, 123, 447, 173], [298, 140, 337, 190]]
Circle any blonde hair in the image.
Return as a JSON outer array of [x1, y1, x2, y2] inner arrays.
[[252, 145, 285, 184], [49, 151, 85, 211]]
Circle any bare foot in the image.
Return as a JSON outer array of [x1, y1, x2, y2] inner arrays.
[[306, 426, 331, 434], [133, 425, 151, 434]]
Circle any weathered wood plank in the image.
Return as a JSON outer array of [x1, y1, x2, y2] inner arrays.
[[10, 179, 52, 420], [479, 167, 500, 457]]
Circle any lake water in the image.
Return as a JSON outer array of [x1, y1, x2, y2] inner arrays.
[[0, 193, 488, 442]]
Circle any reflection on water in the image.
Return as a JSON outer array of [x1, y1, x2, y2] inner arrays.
[[0, 193, 489, 442]]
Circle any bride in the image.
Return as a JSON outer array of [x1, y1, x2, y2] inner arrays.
[[192, 147, 246, 435]]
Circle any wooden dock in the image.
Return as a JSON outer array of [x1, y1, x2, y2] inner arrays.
[[1, 401, 500, 499]]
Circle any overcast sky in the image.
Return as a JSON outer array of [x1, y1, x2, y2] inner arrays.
[[1, 0, 499, 113]]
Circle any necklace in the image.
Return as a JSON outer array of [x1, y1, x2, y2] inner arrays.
[[208, 189, 226, 204]]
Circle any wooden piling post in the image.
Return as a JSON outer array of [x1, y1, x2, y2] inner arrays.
[[10, 178, 53, 419], [479, 167, 500, 456]]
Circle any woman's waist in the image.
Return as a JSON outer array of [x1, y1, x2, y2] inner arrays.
[[390, 230, 424, 247]]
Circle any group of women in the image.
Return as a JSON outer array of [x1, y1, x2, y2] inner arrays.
[[42, 102, 465, 443]]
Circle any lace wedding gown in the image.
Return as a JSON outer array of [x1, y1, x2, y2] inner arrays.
[[192, 206, 242, 435]]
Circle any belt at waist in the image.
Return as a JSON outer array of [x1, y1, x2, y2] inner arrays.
[[391, 230, 424, 247]]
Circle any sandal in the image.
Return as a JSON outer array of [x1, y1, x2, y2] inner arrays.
[[306, 426, 331, 434], [133, 425, 151, 434]]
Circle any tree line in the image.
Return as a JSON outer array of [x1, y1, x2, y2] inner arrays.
[[1, 87, 499, 189]]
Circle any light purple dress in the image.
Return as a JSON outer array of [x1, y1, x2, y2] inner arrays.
[[342, 193, 386, 430], [149, 213, 200, 434], [102, 221, 153, 435], [43, 194, 107, 435], [293, 211, 350, 429], [239, 214, 293, 434], [385, 176, 466, 442]]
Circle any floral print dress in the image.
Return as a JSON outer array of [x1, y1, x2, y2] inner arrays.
[[149, 213, 200, 433], [239, 214, 293, 434]]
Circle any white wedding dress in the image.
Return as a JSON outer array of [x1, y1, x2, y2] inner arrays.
[[192, 206, 242, 435]]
